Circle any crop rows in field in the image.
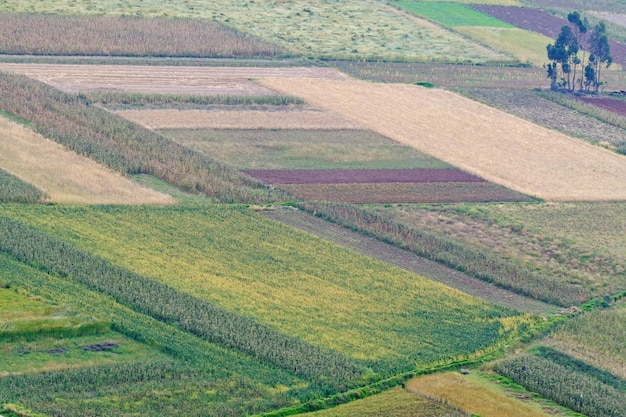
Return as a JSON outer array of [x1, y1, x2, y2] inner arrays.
[[0, 204, 527, 374], [461, 88, 626, 152], [471, 5, 626, 68], [394, 2, 515, 28], [0, 14, 286, 58], [0, 0, 516, 63], [0, 253, 312, 416], [0, 63, 349, 95], [0, 115, 173, 205], [260, 77, 626, 201], [0, 168, 45, 204], [260, 207, 555, 315]]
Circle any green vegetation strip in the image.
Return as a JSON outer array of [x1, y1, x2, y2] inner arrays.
[[298, 202, 581, 307], [0, 169, 46, 203], [0, 216, 363, 385], [395, 2, 515, 28], [0, 252, 312, 416], [494, 354, 626, 417], [0, 71, 288, 204], [89, 91, 304, 109]]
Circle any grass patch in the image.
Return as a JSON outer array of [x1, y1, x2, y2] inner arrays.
[[161, 129, 453, 170], [0, 169, 46, 203], [395, 2, 515, 27], [455, 27, 552, 66], [0, 0, 516, 62], [0, 204, 528, 374]]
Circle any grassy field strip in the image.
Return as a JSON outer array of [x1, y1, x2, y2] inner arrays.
[[455, 27, 552, 66], [260, 207, 555, 315], [0, 0, 516, 62], [0, 116, 173, 205], [394, 2, 516, 27], [406, 372, 553, 417], [115, 109, 365, 130], [0, 64, 349, 95], [259, 78, 626, 201], [0, 168, 46, 203]]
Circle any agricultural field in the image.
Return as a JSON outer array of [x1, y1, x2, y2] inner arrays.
[[0, 14, 286, 58], [0, 204, 530, 375], [0, 0, 516, 63], [260, 77, 626, 201], [0, 168, 46, 204], [0, 114, 173, 205], [371, 202, 626, 304]]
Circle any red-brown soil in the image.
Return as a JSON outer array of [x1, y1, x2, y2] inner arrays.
[[243, 169, 485, 184], [470, 5, 626, 69], [577, 96, 626, 116]]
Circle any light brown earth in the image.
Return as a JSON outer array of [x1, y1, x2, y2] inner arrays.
[[0, 63, 350, 95], [260, 78, 626, 201], [115, 109, 364, 129], [0, 116, 173, 205]]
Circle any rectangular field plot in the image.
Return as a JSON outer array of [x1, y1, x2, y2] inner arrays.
[[395, 2, 515, 27], [278, 182, 531, 204], [0, 205, 529, 373], [162, 129, 452, 170], [260, 78, 626, 201]]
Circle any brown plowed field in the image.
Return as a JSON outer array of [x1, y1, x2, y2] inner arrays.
[[577, 97, 626, 117], [277, 183, 530, 204], [260, 78, 626, 201], [243, 169, 485, 184], [0, 116, 173, 205], [116, 109, 364, 130], [0, 63, 349, 95], [260, 207, 555, 315]]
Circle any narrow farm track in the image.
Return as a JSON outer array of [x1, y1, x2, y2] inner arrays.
[[261, 207, 556, 315], [260, 78, 626, 201], [0, 63, 349, 95]]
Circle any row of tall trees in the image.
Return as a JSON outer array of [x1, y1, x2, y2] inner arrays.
[[546, 12, 612, 92]]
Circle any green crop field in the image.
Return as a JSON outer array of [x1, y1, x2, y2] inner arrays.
[[0, 169, 46, 203], [395, 2, 515, 27], [0, 0, 517, 62], [162, 129, 453, 170], [0, 205, 530, 374]]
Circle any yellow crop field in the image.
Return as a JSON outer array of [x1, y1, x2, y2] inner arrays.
[[0, 116, 173, 205], [115, 109, 364, 130], [406, 372, 552, 417], [260, 78, 626, 201]]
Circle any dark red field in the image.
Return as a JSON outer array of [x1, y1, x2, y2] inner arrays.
[[470, 5, 626, 68], [577, 96, 626, 116], [243, 169, 485, 184]]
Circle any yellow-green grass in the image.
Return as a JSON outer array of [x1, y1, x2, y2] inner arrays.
[[115, 109, 364, 130], [0, 205, 530, 372], [304, 386, 466, 417], [260, 77, 626, 201], [0, 333, 168, 377], [406, 372, 553, 417], [161, 129, 453, 170], [542, 302, 626, 380], [0, 115, 174, 205], [0, 0, 516, 62], [395, 2, 515, 27], [455, 27, 553, 66]]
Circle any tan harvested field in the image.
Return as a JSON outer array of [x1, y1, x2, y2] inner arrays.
[[0, 116, 173, 205], [115, 109, 364, 130], [0, 63, 349, 95], [260, 78, 626, 201]]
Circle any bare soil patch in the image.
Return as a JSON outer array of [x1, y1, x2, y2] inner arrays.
[[116, 109, 363, 129], [0, 63, 349, 95], [261, 207, 554, 314], [278, 182, 530, 204], [0, 116, 173, 205], [260, 78, 626, 201], [244, 169, 485, 184]]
